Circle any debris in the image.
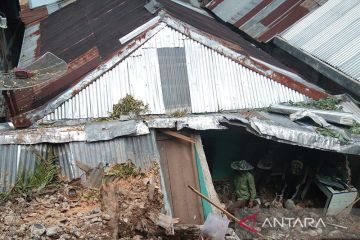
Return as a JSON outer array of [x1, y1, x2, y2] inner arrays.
[[201, 212, 230, 240], [76, 161, 104, 188], [148, 212, 175, 234], [284, 199, 296, 210], [291, 97, 343, 111], [46, 226, 61, 237], [31, 223, 46, 237]]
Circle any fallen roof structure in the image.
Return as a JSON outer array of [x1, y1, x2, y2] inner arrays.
[[205, 0, 327, 42], [274, 0, 360, 99], [5, 0, 328, 128]]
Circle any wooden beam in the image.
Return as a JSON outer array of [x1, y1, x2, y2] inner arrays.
[[161, 130, 195, 144]]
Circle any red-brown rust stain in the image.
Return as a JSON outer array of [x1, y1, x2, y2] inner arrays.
[[257, 6, 308, 42], [240, 59, 328, 100], [20, 5, 48, 26], [260, 0, 301, 27], [206, 0, 225, 10], [234, 0, 272, 28]]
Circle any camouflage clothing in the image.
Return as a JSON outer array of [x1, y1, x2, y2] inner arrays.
[[234, 172, 256, 201]]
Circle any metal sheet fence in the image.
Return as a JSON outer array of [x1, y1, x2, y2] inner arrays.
[[0, 131, 159, 192]]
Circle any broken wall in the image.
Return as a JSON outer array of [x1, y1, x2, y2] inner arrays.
[[0, 131, 159, 192]]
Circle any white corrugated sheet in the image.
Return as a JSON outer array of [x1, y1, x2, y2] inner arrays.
[[43, 26, 307, 121], [281, 0, 360, 82]]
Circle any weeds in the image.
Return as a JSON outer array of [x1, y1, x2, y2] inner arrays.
[[7, 148, 60, 199], [316, 127, 348, 143], [110, 94, 149, 119], [349, 123, 360, 135], [169, 109, 188, 118], [291, 97, 343, 111], [106, 162, 144, 179]]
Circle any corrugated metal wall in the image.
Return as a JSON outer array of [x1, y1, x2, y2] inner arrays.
[[281, 0, 360, 82], [43, 26, 307, 121], [0, 131, 159, 192], [157, 47, 191, 112], [0, 95, 6, 119]]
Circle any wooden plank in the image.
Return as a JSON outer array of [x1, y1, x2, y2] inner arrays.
[[161, 130, 195, 144], [157, 138, 203, 224]]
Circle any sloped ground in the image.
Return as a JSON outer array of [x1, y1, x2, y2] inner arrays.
[[0, 163, 177, 240]]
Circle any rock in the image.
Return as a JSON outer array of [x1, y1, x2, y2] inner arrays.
[[19, 224, 27, 232], [59, 233, 71, 240], [226, 228, 235, 236], [84, 213, 101, 219], [46, 226, 61, 237], [284, 199, 296, 210], [91, 207, 101, 214], [306, 230, 318, 237], [31, 223, 46, 237], [4, 214, 16, 225], [102, 214, 111, 221], [328, 230, 341, 237], [316, 228, 323, 235], [90, 217, 102, 223]]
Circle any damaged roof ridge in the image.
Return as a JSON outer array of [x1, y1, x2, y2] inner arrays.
[[161, 12, 328, 99], [25, 11, 326, 124]]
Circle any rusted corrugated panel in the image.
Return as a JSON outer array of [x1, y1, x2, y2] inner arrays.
[[206, 0, 326, 42], [13, 0, 324, 127], [20, 5, 48, 26]]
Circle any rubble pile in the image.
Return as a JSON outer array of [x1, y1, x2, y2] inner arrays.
[[233, 202, 360, 239], [0, 162, 173, 240], [0, 187, 112, 239], [100, 163, 168, 238]]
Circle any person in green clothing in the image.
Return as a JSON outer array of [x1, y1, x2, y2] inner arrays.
[[228, 160, 257, 213]]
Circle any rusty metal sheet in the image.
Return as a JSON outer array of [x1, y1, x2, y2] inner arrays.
[[206, 0, 327, 42]]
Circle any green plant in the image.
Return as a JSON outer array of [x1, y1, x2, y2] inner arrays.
[[110, 94, 149, 119], [315, 127, 348, 143], [106, 162, 144, 178], [13, 148, 59, 196], [349, 123, 360, 134], [169, 109, 188, 118], [292, 98, 343, 111]]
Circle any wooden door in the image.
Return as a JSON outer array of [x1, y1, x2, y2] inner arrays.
[[157, 135, 203, 224]]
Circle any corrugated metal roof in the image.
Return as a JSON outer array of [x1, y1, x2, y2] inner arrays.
[[42, 26, 308, 121], [280, 0, 360, 82], [11, 0, 327, 127], [0, 131, 159, 192], [206, 0, 327, 42]]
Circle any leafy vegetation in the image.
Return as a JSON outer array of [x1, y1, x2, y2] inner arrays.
[[315, 127, 348, 143], [1, 148, 60, 201], [106, 162, 144, 179], [169, 109, 188, 118], [349, 123, 360, 135], [292, 97, 343, 111], [110, 94, 149, 119]]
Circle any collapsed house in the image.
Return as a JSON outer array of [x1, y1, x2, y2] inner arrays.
[[0, 0, 360, 234]]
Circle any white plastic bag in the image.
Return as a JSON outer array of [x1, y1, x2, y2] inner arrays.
[[201, 212, 230, 240]]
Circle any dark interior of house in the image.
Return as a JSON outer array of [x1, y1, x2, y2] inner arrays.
[[200, 129, 360, 212]]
